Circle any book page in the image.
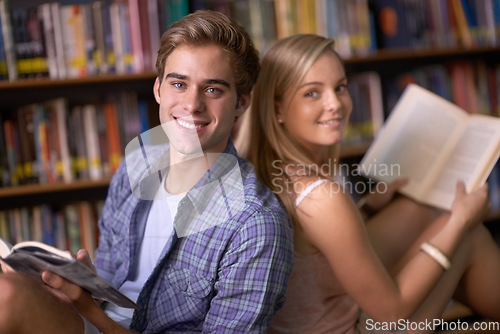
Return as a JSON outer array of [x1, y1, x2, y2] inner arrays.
[[12, 240, 72, 259], [359, 84, 467, 201], [0, 238, 12, 258], [426, 115, 500, 210]]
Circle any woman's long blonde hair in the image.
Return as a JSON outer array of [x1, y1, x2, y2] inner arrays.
[[236, 34, 343, 224]]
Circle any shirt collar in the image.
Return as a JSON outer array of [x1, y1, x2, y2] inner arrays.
[[185, 139, 245, 215]]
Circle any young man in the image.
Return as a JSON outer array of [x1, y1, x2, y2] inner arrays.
[[0, 11, 293, 333]]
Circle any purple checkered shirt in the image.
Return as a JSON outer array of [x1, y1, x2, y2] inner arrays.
[[94, 140, 294, 333]]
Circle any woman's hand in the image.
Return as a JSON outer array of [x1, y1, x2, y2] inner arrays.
[[451, 181, 489, 230], [358, 178, 409, 213]]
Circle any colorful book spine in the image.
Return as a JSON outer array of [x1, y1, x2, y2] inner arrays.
[[39, 3, 59, 79]]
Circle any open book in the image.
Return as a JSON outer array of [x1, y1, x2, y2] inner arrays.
[[359, 83, 500, 210], [0, 238, 139, 309]]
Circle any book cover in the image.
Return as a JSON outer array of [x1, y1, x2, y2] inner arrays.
[[60, 4, 87, 78], [274, 0, 294, 39], [110, 0, 125, 74], [81, 3, 98, 76], [146, 0, 160, 69], [0, 211, 11, 244], [103, 102, 122, 173], [137, 0, 152, 71], [26, 6, 49, 78], [0, 113, 9, 187], [31, 206, 43, 243], [69, 106, 89, 180], [46, 98, 73, 183], [51, 2, 67, 79], [118, 0, 134, 73], [94, 0, 116, 74], [40, 205, 54, 246], [77, 202, 97, 259], [33, 104, 54, 184], [3, 119, 21, 186], [16, 104, 38, 184], [95, 104, 110, 178], [449, 0, 474, 47], [39, 3, 59, 79], [0, 237, 138, 309], [167, 0, 189, 25], [127, 0, 144, 73], [369, 0, 411, 49], [11, 7, 31, 79], [63, 204, 82, 255], [82, 104, 103, 180], [0, 0, 17, 80], [0, 10, 7, 80], [91, 1, 106, 74]]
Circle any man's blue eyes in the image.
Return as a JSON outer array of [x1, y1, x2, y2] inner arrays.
[[171, 84, 221, 94]]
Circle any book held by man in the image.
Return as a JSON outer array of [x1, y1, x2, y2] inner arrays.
[[0, 237, 138, 309], [359, 83, 500, 211]]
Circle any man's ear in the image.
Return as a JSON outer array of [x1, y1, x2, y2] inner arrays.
[[235, 93, 251, 118], [153, 78, 161, 104]]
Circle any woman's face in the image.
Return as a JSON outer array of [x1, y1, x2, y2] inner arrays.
[[278, 50, 352, 157]]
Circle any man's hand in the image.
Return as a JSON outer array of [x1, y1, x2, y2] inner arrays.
[[0, 260, 14, 273], [41, 249, 99, 315]]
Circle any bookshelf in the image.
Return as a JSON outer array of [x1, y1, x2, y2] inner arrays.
[[0, 0, 499, 252]]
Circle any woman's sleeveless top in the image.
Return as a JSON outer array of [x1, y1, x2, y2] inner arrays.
[[269, 179, 359, 334]]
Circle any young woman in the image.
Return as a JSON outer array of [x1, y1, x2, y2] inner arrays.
[[236, 34, 500, 333]]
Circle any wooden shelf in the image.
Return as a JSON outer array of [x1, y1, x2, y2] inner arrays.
[[345, 46, 500, 64], [0, 179, 110, 198], [0, 71, 157, 90]]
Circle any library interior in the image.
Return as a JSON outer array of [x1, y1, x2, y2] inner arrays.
[[0, 0, 499, 333]]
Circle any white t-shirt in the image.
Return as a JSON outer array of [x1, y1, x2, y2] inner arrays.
[[105, 180, 184, 327]]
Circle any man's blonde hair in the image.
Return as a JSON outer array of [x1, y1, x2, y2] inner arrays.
[[155, 10, 260, 98]]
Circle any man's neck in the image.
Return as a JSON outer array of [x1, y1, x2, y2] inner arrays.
[[165, 150, 223, 194]]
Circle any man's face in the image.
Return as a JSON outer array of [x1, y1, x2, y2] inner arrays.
[[154, 44, 249, 158]]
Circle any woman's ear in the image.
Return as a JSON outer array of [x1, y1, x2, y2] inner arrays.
[[275, 101, 284, 124], [153, 78, 161, 104]]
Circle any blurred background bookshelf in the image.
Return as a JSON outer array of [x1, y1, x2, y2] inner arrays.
[[0, 0, 499, 253]]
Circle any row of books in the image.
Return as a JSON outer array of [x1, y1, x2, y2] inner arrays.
[[0, 0, 189, 81], [383, 60, 500, 118], [344, 71, 384, 145], [3, 0, 500, 82], [194, 0, 500, 57], [343, 59, 500, 146], [0, 201, 103, 257], [370, 0, 500, 50], [0, 91, 150, 187]]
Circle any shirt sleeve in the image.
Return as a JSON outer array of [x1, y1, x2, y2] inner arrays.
[[202, 209, 294, 333], [93, 163, 127, 283]]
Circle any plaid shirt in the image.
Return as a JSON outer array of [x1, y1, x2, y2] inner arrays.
[[94, 140, 294, 333]]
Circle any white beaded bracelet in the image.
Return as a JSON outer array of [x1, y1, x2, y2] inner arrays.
[[420, 242, 451, 271]]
